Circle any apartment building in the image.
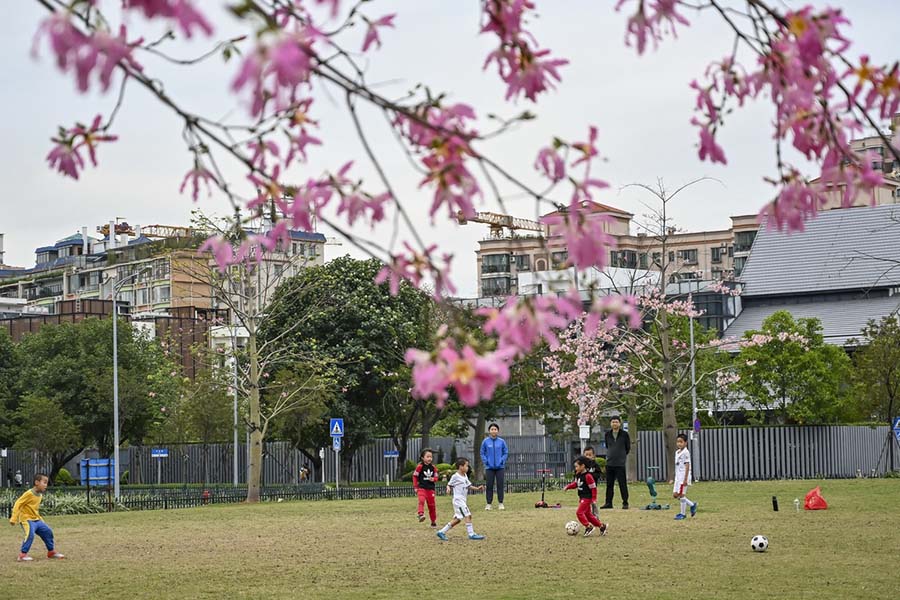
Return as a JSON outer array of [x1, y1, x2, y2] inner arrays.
[[0, 221, 326, 315]]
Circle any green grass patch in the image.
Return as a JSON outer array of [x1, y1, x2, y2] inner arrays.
[[1, 479, 898, 599]]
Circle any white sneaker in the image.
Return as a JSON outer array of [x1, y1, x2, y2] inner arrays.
[[17, 555, 33, 562], [485, 504, 492, 511], [498, 503, 505, 511]]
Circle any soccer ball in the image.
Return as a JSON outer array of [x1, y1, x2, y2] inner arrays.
[[565, 521, 581, 536], [751, 535, 769, 552]]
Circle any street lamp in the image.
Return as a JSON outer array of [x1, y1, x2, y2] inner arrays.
[[108, 266, 150, 501]]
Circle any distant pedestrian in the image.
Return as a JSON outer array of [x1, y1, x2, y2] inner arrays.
[[600, 416, 630, 510], [480, 423, 508, 511], [13, 470, 23, 488]]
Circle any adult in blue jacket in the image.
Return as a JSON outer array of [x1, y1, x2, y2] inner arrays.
[[480, 423, 508, 510]]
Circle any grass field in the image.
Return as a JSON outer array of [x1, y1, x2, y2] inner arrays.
[[2, 479, 898, 599]]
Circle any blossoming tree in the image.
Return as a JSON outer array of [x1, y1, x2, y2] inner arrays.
[[27, 0, 900, 495]]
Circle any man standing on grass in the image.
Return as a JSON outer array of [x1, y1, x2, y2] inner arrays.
[[481, 423, 508, 511], [600, 416, 630, 510]]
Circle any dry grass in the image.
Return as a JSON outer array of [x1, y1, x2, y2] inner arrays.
[[2, 479, 898, 599]]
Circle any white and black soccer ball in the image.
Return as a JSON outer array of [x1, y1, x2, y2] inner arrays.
[[751, 535, 769, 552], [565, 521, 581, 536]]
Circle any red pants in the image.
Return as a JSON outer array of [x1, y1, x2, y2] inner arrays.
[[417, 488, 436, 522], [576, 498, 603, 528]]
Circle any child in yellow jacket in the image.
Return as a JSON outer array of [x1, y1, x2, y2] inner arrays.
[[9, 473, 65, 562]]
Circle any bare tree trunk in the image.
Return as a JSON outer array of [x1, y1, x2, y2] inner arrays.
[[659, 310, 678, 481], [471, 413, 486, 480], [626, 397, 639, 482], [246, 329, 263, 503]]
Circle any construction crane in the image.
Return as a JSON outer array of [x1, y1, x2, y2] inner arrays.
[[456, 211, 547, 239]]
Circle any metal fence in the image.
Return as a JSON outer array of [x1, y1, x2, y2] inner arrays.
[[1, 425, 895, 489], [634, 425, 895, 481]]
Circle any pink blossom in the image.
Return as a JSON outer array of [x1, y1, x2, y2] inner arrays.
[[199, 236, 235, 272], [376, 243, 456, 299], [34, 16, 143, 93], [406, 344, 512, 408], [46, 143, 85, 179], [695, 122, 727, 165], [123, 0, 213, 38], [179, 166, 216, 201], [479, 292, 583, 356], [362, 14, 395, 53], [542, 201, 616, 271], [534, 146, 565, 182]]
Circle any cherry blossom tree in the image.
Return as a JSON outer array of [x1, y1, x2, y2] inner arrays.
[[26, 0, 900, 453]]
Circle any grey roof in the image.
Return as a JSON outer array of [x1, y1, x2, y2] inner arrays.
[[741, 204, 900, 297], [724, 295, 900, 346]]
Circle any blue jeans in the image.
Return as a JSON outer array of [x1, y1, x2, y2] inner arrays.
[[485, 468, 505, 504], [20, 519, 54, 554]]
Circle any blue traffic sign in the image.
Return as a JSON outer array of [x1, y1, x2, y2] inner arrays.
[[383, 450, 400, 458], [330, 418, 344, 437], [332, 436, 341, 451], [151, 448, 168, 458], [893, 417, 900, 441]]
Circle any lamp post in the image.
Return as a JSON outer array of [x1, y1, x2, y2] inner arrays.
[[110, 266, 149, 501]]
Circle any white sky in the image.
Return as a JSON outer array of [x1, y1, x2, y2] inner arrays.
[[1, 1, 897, 296]]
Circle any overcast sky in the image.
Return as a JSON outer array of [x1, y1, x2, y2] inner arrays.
[[1, 1, 897, 296]]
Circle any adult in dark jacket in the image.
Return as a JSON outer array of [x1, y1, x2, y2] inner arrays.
[[480, 423, 508, 510], [600, 416, 630, 509]]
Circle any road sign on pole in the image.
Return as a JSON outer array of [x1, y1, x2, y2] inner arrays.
[[893, 417, 900, 441], [383, 450, 400, 458], [329, 418, 344, 437]]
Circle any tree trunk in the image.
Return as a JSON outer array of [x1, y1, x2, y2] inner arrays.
[[659, 311, 678, 481], [246, 330, 263, 503], [626, 398, 639, 482], [396, 436, 409, 480], [471, 413, 486, 480]]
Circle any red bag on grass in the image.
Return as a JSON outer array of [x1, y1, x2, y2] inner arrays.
[[804, 486, 828, 510]]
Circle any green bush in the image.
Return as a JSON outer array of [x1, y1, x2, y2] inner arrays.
[[55, 468, 76, 486], [120, 470, 129, 485], [435, 463, 453, 480]]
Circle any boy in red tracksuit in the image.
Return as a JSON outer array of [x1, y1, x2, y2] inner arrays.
[[565, 456, 609, 537], [413, 448, 439, 527]]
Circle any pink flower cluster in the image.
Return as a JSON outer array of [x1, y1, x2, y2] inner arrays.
[[34, 15, 142, 93], [405, 344, 512, 408], [706, 280, 741, 297], [123, 0, 212, 38], [361, 14, 396, 53], [615, 0, 690, 55], [332, 162, 391, 229], [480, 292, 584, 355], [46, 115, 118, 180], [481, 0, 569, 102], [375, 243, 457, 299], [688, 7, 898, 232], [715, 370, 741, 388], [232, 28, 321, 118], [394, 103, 481, 221], [583, 294, 641, 338], [179, 165, 216, 201]]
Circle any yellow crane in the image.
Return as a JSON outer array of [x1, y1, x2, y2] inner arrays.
[[455, 210, 547, 239]]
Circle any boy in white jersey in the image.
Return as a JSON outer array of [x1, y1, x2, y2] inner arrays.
[[436, 458, 486, 541], [673, 433, 697, 520]]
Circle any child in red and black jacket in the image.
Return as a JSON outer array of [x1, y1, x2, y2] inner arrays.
[[413, 448, 439, 527], [565, 456, 608, 537]]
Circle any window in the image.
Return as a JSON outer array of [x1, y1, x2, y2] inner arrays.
[[136, 287, 151, 306], [118, 290, 133, 305], [734, 256, 748, 277], [678, 249, 698, 264], [514, 255, 531, 271], [652, 252, 661, 267], [154, 285, 171, 304], [274, 264, 284, 277], [711, 246, 724, 263], [481, 277, 511, 296], [711, 269, 723, 280], [551, 251, 568, 268], [639, 253, 648, 269], [152, 259, 170, 280], [668, 251, 675, 263], [734, 231, 757, 253], [610, 250, 620, 268], [535, 259, 547, 271], [482, 254, 510, 274]]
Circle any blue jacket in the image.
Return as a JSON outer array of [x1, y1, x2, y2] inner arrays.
[[480, 436, 508, 470]]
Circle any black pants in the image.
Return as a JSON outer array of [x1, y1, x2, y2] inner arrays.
[[485, 468, 505, 504], [605, 465, 628, 505]]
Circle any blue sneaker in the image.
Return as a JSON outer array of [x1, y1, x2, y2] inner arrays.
[[436, 531, 448, 541], [468, 533, 485, 540], [674, 513, 687, 520], [690, 502, 697, 517]]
